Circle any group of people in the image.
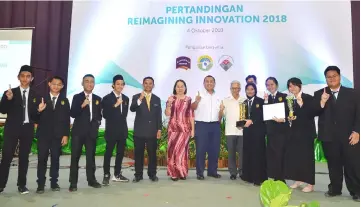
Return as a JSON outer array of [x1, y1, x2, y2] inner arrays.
[[0, 65, 359, 202]]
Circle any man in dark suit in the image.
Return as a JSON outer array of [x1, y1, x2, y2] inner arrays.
[[0, 65, 40, 194], [314, 66, 360, 202], [130, 77, 162, 182], [69, 74, 102, 191], [35, 76, 70, 194], [101, 75, 130, 185]]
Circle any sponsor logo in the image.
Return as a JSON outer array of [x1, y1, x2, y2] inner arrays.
[[218, 55, 234, 71], [176, 56, 191, 70], [197, 55, 213, 71]]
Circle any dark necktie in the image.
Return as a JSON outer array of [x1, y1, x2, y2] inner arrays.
[[272, 95, 275, 102], [22, 90, 26, 122], [248, 99, 252, 118], [331, 91, 338, 103], [52, 97, 57, 110]]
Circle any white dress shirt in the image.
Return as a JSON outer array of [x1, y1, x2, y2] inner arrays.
[[194, 90, 221, 122], [330, 86, 341, 99], [113, 91, 122, 113], [137, 92, 151, 106], [50, 93, 59, 109], [84, 92, 92, 120], [223, 95, 245, 136], [20, 87, 29, 123]]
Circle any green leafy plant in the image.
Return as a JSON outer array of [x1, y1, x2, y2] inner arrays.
[[260, 180, 320, 207]]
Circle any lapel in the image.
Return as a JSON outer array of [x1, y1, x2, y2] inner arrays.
[[91, 94, 96, 117], [111, 92, 122, 114], [28, 89, 34, 107], [15, 87, 22, 107], [251, 97, 257, 116], [149, 94, 154, 112], [334, 86, 345, 105], [121, 94, 127, 114]]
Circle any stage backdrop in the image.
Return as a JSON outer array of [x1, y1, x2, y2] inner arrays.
[[68, 1, 353, 129]]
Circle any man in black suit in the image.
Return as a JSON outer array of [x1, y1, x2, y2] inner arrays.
[[69, 74, 102, 191], [130, 77, 162, 182], [0, 65, 40, 194], [35, 76, 70, 194], [314, 66, 360, 202], [101, 75, 130, 185]]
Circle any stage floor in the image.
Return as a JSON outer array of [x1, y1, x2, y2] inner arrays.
[[0, 155, 358, 207]]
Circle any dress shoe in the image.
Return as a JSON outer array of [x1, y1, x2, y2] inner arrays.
[[208, 174, 221, 179], [18, 186, 29, 195], [324, 191, 342, 197], [254, 183, 261, 187], [352, 195, 360, 202], [0, 188, 3, 194], [88, 181, 102, 188], [132, 177, 143, 183], [150, 176, 159, 182], [36, 187, 45, 194], [230, 175, 237, 180], [51, 183, 60, 191], [68, 185, 77, 192], [180, 177, 186, 180], [197, 175, 205, 180], [171, 177, 179, 181], [102, 174, 110, 186]]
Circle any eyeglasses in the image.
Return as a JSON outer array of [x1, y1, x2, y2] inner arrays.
[[231, 87, 240, 90], [326, 74, 339, 79]]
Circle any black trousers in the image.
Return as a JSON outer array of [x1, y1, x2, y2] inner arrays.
[[0, 123, 33, 188], [133, 137, 157, 178], [69, 135, 96, 185], [103, 138, 126, 176], [36, 137, 62, 187], [323, 140, 360, 196]]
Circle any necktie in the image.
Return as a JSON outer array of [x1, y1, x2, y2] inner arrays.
[[145, 94, 151, 111], [52, 97, 57, 110], [22, 90, 26, 122], [117, 97, 122, 114], [248, 99, 252, 118], [331, 91, 338, 103], [272, 95, 275, 102]]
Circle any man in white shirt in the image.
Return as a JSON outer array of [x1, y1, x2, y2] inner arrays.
[[191, 75, 222, 180], [220, 80, 244, 180]]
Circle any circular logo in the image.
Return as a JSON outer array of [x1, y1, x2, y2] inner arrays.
[[218, 55, 234, 71], [197, 55, 213, 71]]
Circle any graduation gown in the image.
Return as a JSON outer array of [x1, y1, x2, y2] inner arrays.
[[284, 93, 316, 185], [241, 96, 267, 185]]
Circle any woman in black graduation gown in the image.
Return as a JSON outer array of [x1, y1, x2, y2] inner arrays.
[[264, 77, 289, 182], [284, 78, 316, 193], [241, 83, 267, 186]]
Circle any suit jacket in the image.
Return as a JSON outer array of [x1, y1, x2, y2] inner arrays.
[[130, 93, 162, 138], [314, 86, 360, 142], [0, 87, 39, 137], [70, 92, 102, 138], [102, 92, 129, 140], [243, 96, 266, 136], [264, 92, 289, 135], [35, 94, 70, 139]]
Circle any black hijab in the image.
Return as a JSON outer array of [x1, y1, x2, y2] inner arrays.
[[245, 83, 257, 100]]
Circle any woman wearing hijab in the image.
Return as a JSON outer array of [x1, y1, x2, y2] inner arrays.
[[284, 78, 316, 192], [241, 83, 267, 186], [264, 77, 289, 183]]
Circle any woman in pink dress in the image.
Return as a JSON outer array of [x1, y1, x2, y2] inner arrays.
[[165, 80, 195, 181]]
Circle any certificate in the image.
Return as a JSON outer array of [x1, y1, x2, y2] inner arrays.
[[263, 102, 286, 121]]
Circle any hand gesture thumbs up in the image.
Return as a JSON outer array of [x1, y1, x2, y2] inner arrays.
[[5, 84, 13, 100], [196, 91, 201, 102]]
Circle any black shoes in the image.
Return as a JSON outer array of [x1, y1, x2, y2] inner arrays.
[[69, 185, 77, 192], [51, 183, 60, 192], [36, 187, 45, 194], [88, 181, 102, 188], [197, 175, 205, 180], [150, 176, 159, 182], [208, 174, 221, 179], [0, 188, 3, 194], [18, 186, 29, 194], [102, 174, 110, 186], [230, 175, 237, 180], [113, 174, 130, 182], [179, 177, 186, 180], [132, 177, 143, 183], [324, 191, 342, 197], [171, 177, 179, 181], [352, 195, 360, 202]]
